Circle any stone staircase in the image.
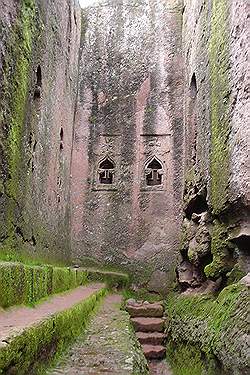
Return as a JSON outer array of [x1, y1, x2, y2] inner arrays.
[[126, 300, 166, 360]]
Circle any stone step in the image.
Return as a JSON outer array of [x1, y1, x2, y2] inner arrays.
[[136, 331, 166, 346], [131, 317, 165, 332], [142, 344, 166, 360], [126, 302, 164, 318]]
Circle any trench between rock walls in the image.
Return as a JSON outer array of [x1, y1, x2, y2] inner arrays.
[[0, 0, 248, 374]]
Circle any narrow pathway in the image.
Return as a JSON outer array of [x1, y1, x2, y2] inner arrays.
[[48, 295, 149, 375], [0, 283, 104, 343]]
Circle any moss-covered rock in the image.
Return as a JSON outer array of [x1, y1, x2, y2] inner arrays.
[[0, 288, 107, 375], [166, 283, 249, 374], [204, 220, 234, 279], [0, 0, 40, 247], [166, 341, 215, 375], [0, 262, 88, 308], [209, 0, 231, 215], [85, 268, 130, 289]]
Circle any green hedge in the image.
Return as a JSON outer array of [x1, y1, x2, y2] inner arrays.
[[0, 288, 107, 375], [0, 262, 88, 308], [86, 269, 129, 289]]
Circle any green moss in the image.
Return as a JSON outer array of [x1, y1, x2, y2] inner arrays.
[[0, 0, 41, 249], [166, 283, 248, 373], [209, 0, 231, 214], [0, 288, 107, 375], [4, 0, 37, 198], [226, 265, 245, 286], [166, 342, 205, 375], [204, 220, 233, 279], [122, 288, 162, 304], [52, 267, 77, 294], [86, 269, 130, 289], [0, 261, 129, 309], [76, 268, 88, 286], [167, 283, 244, 321], [0, 262, 89, 308], [0, 248, 68, 268], [0, 262, 25, 307]]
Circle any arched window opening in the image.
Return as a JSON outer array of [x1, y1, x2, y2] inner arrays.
[[34, 65, 42, 99], [99, 158, 115, 184], [145, 157, 163, 186], [190, 73, 197, 99]]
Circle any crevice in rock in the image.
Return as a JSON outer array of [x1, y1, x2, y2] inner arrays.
[[34, 65, 42, 99], [60, 127, 64, 150], [15, 225, 36, 246], [184, 186, 208, 220]]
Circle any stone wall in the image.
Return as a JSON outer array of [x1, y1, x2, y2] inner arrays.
[[177, 0, 249, 292], [0, 0, 248, 292], [0, 0, 81, 263], [70, 0, 184, 290]]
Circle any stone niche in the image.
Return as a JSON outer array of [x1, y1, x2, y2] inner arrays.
[[139, 134, 171, 192], [91, 134, 121, 191]]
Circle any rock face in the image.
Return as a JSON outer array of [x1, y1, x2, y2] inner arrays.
[[0, 0, 248, 291], [0, 0, 81, 262], [166, 283, 249, 374], [176, 0, 249, 292], [71, 0, 184, 288]]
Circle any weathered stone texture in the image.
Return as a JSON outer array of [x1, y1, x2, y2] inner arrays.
[[71, 0, 184, 289], [177, 0, 249, 291], [229, 0, 249, 206], [0, 0, 248, 292], [0, 0, 81, 262], [167, 283, 249, 374]]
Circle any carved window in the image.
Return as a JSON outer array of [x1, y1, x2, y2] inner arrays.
[[145, 157, 163, 186], [98, 158, 115, 184]]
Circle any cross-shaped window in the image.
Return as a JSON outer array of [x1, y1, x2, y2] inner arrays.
[[145, 158, 163, 186], [98, 158, 114, 184]]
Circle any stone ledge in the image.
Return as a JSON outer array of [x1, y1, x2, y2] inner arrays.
[[0, 285, 107, 374]]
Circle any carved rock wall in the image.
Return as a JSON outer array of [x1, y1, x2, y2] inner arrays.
[[0, 0, 248, 292], [0, 0, 81, 263], [71, 0, 184, 290], [178, 0, 249, 292]]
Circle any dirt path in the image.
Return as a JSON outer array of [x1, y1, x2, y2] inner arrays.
[[0, 283, 104, 342], [48, 294, 149, 375]]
